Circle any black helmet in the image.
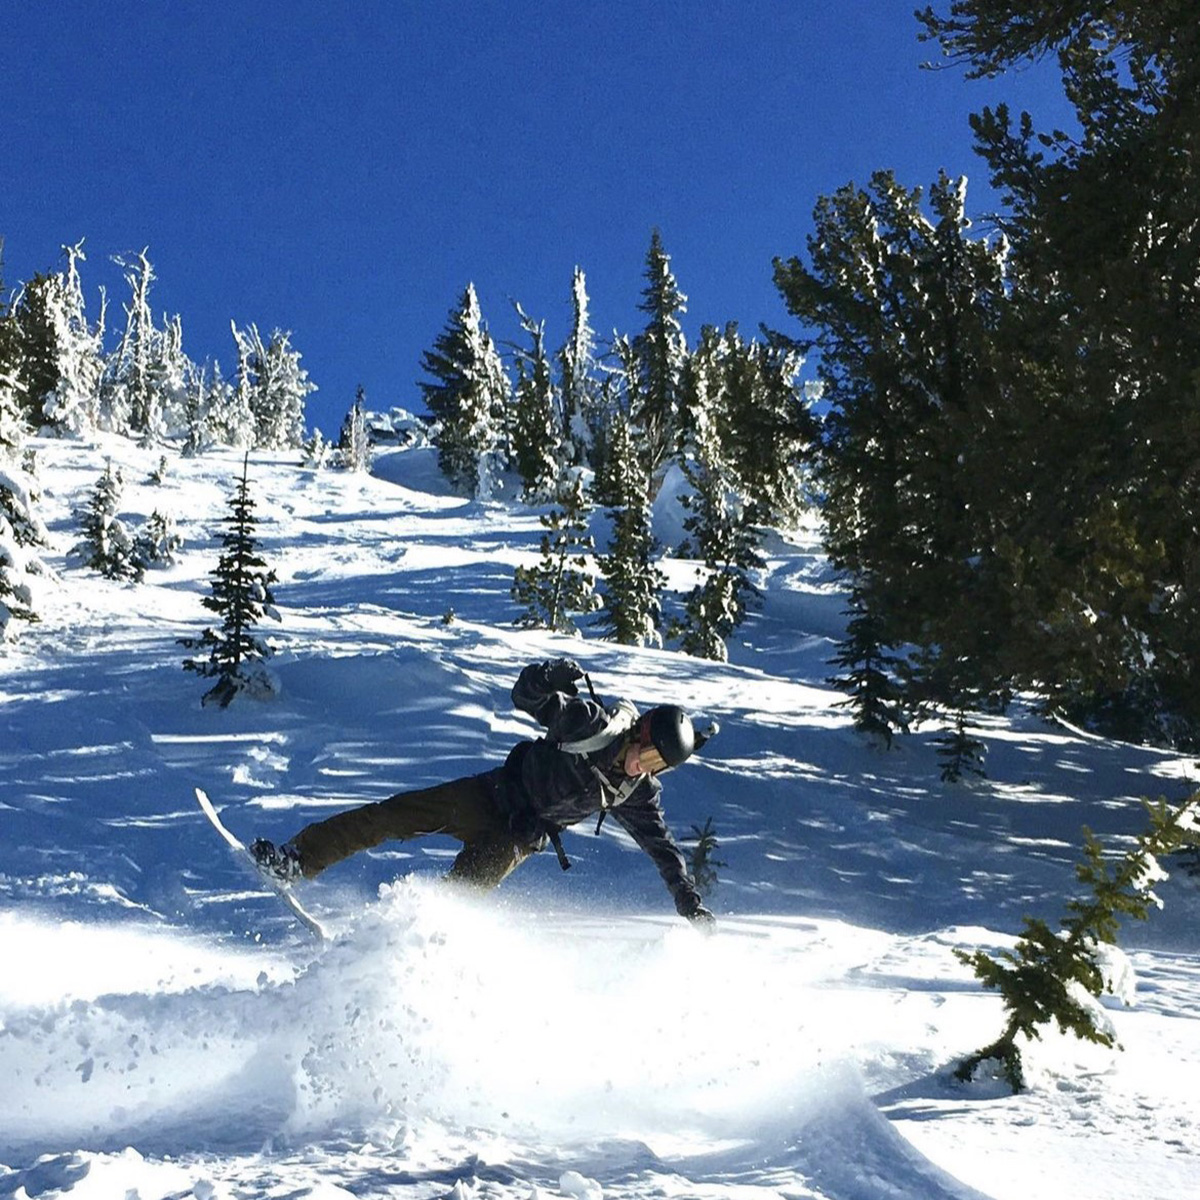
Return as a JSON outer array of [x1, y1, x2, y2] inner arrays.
[[641, 705, 695, 769]]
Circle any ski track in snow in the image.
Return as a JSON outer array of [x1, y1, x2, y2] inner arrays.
[[1, 435, 1198, 1199]]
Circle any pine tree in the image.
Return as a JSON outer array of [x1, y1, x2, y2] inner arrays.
[[686, 817, 727, 898], [38, 241, 104, 434], [132, 509, 184, 571], [510, 302, 561, 500], [719, 327, 816, 528], [102, 249, 164, 441], [674, 398, 761, 662], [419, 284, 510, 499], [301, 427, 331, 470], [936, 711, 988, 783], [597, 411, 664, 646], [227, 325, 260, 447], [180, 456, 281, 708], [512, 470, 600, 634], [245, 326, 315, 450], [337, 385, 372, 471], [630, 230, 689, 481], [0, 402, 46, 639], [774, 170, 1010, 719], [956, 794, 1200, 1092], [827, 583, 910, 747], [558, 266, 602, 467], [915, 1, 1200, 740], [71, 461, 142, 581]]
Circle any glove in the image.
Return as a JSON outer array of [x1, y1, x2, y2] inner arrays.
[[546, 658, 584, 694]]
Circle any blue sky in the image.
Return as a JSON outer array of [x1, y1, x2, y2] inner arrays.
[[5, 2, 1071, 437]]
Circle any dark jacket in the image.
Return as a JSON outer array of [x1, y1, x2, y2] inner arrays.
[[501, 660, 704, 918]]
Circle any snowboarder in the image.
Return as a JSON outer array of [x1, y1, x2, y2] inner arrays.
[[251, 658, 716, 925]]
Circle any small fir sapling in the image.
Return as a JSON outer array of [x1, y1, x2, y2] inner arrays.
[[133, 510, 184, 570], [512, 471, 600, 634], [180, 456, 281, 707], [687, 816, 727, 898], [936, 711, 988, 782], [71, 460, 143, 581], [955, 795, 1200, 1093]]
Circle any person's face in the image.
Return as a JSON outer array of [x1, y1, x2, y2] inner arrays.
[[623, 735, 667, 777]]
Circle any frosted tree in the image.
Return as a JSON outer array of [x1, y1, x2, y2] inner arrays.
[[101, 249, 162, 440], [597, 410, 664, 646], [337, 385, 372, 471], [419, 284, 510, 498], [10, 250, 106, 435], [510, 302, 561, 500], [559, 266, 602, 466], [235, 324, 314, 450], [674, 402, 762, 662], [180, 456, 281, 707], [71, 461, 141, 581], [132, 509, 184, 571], [512, 470, 601, 634], [208, 345, 255, 448], [40, 241, 105, 434], [0, 378, 47, 638], [300, 427, 331, 470]]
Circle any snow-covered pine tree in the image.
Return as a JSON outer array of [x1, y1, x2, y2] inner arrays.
[[510, 302, 561, 500], [300, 427, 331, 470], [101, 249, 165, 442], [0, 368, 47, 639], [631, 230, 689, 482], [10, 249, 106, 436], [419, 284, 510, 499], [9, 274, 61, 428], [227, 324, 260, 447], [179, 361, 212, 456], [512, 469, 601, 634], [674, 395, 761, 662], [558, 266, 602, 467], [71, 460, 142, 581], [132, 509, 184, 571], [719, 327, 815, 528], [249, 326, 315, 450], [597, 410, 664, 646], [337, 385, 372, 471], [180, 456, 281, 708], [39, 242, 105, 435]]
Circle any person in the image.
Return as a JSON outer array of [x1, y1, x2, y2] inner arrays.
[[251, 658, 716, 926]]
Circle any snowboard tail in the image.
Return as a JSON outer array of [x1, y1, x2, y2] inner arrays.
[[194, 787, 330, 941]]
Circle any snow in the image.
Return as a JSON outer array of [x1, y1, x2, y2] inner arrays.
[[1, 433, 1198, 1199]]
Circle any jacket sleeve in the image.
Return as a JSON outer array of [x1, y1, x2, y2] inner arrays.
[[611, 786, 706, 919], [512, 659, 586, 729]]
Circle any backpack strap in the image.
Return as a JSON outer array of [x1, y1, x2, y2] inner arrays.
[[556, 698, 639, 755]]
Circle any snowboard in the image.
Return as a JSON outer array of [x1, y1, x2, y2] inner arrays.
[[194, 787, 330, 941]]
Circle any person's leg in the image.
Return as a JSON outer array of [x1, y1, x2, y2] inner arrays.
[[446, 834, 532, 889], [289, 771, 507, 878]]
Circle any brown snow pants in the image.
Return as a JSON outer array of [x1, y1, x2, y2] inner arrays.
[[289, 769, 531, 890]]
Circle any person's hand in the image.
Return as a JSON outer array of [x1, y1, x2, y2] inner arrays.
[[546, 658, 584, 693]]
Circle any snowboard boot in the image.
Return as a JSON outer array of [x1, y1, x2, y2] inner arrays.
[[250, 838, 304, 884]]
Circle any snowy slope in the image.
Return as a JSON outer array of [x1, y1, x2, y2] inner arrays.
[[1, 434, 1198, 1200]]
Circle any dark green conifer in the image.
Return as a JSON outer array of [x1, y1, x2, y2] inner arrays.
[[180, 456, 280, 707]]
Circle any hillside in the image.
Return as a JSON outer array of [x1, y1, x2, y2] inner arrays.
[[1, 433, 1197, 1200]]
